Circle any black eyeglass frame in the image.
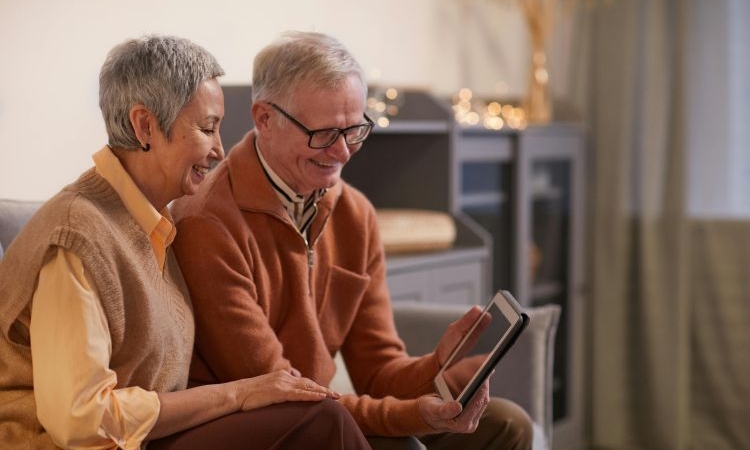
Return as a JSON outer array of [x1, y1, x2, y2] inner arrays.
[[268, 102, 374, 149]]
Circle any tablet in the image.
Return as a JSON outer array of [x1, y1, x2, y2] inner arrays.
[[433, 290, 529, 407]]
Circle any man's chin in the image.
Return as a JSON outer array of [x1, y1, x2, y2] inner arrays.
[[311, 175, 341, 191], [322, 177, 341, 190]]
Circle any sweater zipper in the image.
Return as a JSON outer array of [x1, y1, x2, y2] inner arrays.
[[305, 236, 314, 296], [304, 227, 328, 297]]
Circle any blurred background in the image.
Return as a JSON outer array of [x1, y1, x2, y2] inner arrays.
[[2, 1, 748, 449]]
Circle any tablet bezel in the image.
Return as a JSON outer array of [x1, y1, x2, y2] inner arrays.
[[433, 290, 529, 407]]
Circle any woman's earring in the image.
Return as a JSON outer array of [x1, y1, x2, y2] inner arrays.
[[141, 143, 151, 152]]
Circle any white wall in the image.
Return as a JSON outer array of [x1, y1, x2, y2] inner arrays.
[[686, 0, 750, 218], [0, 0, 545, 200]]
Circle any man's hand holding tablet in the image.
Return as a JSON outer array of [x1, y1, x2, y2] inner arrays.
[[434, 290, 530, 408]]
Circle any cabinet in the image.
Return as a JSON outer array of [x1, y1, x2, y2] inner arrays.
[[455, 124, 585, 450], [386, 245, 486, 304]]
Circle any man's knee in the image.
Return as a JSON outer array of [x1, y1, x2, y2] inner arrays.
[[417, 397, 534, 450], [481, 398, 534, 449]]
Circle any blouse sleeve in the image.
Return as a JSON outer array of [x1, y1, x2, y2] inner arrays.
[[30, 247, 160, 450]]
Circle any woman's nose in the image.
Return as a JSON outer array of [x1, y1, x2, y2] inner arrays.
[[213, 136, 225, 161]]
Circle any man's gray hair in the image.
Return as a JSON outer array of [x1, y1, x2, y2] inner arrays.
[[99, 35, 225, 149], [251, 31, 367, 106]]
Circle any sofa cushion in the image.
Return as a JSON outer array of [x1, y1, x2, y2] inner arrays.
[[0, 199, 44, 253]]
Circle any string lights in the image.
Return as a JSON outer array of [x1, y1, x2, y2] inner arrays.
[[366, 85, 404, 128], [451, 88, 528, 130]]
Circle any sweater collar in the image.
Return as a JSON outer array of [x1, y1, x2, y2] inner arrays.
[[254, 137, 327, 235]]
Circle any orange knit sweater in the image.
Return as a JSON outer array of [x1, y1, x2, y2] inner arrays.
[[171, 132, 441, 436]]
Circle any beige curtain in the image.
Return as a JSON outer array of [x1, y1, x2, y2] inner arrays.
[[585, 0, 690, 447], [689, 220, 750, 449], [574, 0, 750, 448]]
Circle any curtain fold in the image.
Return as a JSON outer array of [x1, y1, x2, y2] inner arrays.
[[584, 0, 691, 448]]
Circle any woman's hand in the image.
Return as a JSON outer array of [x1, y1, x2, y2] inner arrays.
[[150, 369, 339, 440], [234, 369, 340, 411]]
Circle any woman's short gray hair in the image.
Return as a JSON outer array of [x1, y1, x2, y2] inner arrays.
[[251, 31, 367, 106], [99, 35, 225, 149]]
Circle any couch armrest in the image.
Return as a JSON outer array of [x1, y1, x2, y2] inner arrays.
[[391, 301, 560, 447]]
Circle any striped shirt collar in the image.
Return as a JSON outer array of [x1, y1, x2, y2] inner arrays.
[[254, 138, 326, 236]]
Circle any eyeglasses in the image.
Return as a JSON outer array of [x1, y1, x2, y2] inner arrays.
[[268, 102, 374, 149]]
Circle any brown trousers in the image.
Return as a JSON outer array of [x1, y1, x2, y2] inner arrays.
[[148, 398, 372, 450], [368, 398, 533, 450]]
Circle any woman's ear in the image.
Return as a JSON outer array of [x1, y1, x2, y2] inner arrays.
[[129, 104, 153, 148]]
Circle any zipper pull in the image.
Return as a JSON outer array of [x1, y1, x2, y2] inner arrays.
[[306, 247, 314, 296]]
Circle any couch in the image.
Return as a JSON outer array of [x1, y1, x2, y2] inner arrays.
[[0, 198, 560, 449]]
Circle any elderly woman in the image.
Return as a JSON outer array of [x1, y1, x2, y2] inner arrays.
[[0, 35, 371, 450]]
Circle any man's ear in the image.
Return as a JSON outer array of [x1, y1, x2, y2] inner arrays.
[[252, 102, 273, 132], [129, 104, 153, 147]]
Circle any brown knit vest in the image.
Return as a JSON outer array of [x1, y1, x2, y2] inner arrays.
[[0, 169, 194, 448]]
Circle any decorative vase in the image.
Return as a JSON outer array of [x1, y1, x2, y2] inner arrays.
[[520, 0, 555, 124], [524, 44, 552, 123]]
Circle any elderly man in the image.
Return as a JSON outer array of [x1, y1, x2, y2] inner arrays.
[[171, 30, 532, 450]]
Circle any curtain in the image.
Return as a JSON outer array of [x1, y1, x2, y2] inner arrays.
[[585, 0, 690, 447], [689, 220, 750, 449], [577, 0, 750, 448]]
